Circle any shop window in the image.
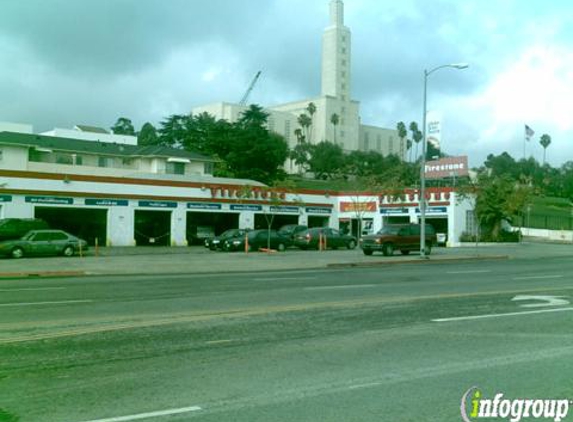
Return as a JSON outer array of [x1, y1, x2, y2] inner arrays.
[[204, 162, 214, 175]]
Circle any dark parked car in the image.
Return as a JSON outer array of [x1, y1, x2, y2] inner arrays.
[[204, 228, 249, 250], [0, 229, 89, 259], [0, 218, 49, 241], [223, 229, 291, 252], [294, 227, 357, 250], [360, 224, 437, 256], [277, 224, 308, 241]]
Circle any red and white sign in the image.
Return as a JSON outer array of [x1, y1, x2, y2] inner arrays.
[[339, 201, 377, 213], [424, 156, 469, 179]]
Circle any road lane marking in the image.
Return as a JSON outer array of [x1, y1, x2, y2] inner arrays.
[[348, 382, 382, 390], [304, 284, 375, 291], [78, 405, 202, 422], [512, 275, 563, 280], [205, 339, 234, 345], [0, 287, 66, 292], [432, 307, 573, 323], [446, 270, 492, 274], [0, 300, 92, 307], [255, 277, 317, 281]]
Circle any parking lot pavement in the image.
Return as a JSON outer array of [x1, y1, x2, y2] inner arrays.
[[0, 241, 569, 278]]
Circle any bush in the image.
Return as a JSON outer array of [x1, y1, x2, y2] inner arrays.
[[460, 230, 521, 243]]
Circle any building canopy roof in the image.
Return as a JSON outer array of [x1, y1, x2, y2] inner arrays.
[[0, 131, 216, 162]]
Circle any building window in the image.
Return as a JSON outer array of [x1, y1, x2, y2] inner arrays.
[[466, 210, 478, 235], [98, 156, 113, 168], [389, 137, 394, 154], [376, 135, 382, 151], [285, 120, 291, 141], [364, 132, 370, 150], [268, 117, 275, 132], [204, 162, 214, 175], [73, 155, 83, 166], [166, 161, 185, 175], [56, 153, 73, 165], [29, 150, 50, 163], [341, 59, 346, 66], [340, 130, 345, 138]]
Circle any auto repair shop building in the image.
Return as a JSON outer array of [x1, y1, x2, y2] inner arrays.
[[0, 127, 473, 247]]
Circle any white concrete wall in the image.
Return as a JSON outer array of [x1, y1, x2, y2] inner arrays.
[[359, 125, 404, 160], [0, 145, 28, 170], [42, 128, 137, 145], [521, 227, 573, 242]]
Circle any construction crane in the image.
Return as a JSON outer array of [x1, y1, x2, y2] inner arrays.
[[239, 71, 262, 105]]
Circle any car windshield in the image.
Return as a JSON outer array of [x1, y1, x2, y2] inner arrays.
[[377, 226, 401, 235]]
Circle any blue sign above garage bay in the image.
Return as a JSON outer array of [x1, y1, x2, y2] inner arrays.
[[230, 204, 263, 211], [305, 207, 332, 214], [85, 198, 129, 207], [187, 203, 222, 210], [25, 195, 74, 205], [138, 200, 178, 208]]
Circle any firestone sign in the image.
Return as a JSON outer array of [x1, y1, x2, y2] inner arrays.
[[424, 156, 469, 179]]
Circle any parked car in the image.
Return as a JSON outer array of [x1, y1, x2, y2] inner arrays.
[[277, 224, 308, 241], [360, 224, 437, 256], [0, 229, 89, 259], [223, 229, 291, 252], [0, 218, 49, 241], [294, 227, 357, 250], [204, 228, 249, 250], [188, 225, 215, 245]]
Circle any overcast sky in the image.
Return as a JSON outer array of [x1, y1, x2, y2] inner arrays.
[[1, 0, 572, 167]]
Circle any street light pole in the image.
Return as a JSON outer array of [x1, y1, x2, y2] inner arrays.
[[420, 63, 468, 258]]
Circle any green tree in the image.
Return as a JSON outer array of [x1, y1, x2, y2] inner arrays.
[[330, 113, 340, 144], [137, 122, 158, 146], [111, 117, 136, 136], [409, 122, 422, 160], [396, 121, 407, 160], [297, 113, 312, 142], [306, 102, 317, 142], [309, 141, 345, 180], [406, 139, 413, 162], [539, 134, 551, 166], [157, 114, 190, 147]]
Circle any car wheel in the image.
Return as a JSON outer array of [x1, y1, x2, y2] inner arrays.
[[277, 243, 286, 252], [63, 245, 75, 257], [382, 243, 394, 256], [11, 247, 24, 259], [363, 249, 373, 256], [401, 250, 410, 255], [347, 240, 356, 250]]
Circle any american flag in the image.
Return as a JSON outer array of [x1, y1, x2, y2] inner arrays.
[[525, 124, 535, 141]]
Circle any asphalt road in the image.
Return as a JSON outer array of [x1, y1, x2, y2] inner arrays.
[[2, 255, 573, 421]]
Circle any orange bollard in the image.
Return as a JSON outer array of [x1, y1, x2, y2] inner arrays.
[[245, 232, 249, 254]]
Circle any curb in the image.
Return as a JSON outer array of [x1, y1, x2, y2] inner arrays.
[[327, 255, 509, 268], [0, 271, 88, 279]]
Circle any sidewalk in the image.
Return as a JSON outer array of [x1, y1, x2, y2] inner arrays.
[[0, 242, 568, 278]]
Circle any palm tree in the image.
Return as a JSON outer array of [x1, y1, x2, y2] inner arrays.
[[294, 128, 304, 143], [330, 113, 340, 144], [406, 139, 413, 163], [306, 102, 317, 142], [539, 134, 551, 166], [409, 122, 422, 160], [237, 104, 269, 128], [396, 121, 407, 161], [297, 113, 312, 142]]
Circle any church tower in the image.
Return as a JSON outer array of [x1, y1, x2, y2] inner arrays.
[[321, 0, 351, 100]]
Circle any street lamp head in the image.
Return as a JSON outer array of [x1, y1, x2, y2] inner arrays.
[[450, 63, 469, 69]]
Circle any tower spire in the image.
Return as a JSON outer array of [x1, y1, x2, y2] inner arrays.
[[321, 0, 351, 100], [330, 0, 344, 26]]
